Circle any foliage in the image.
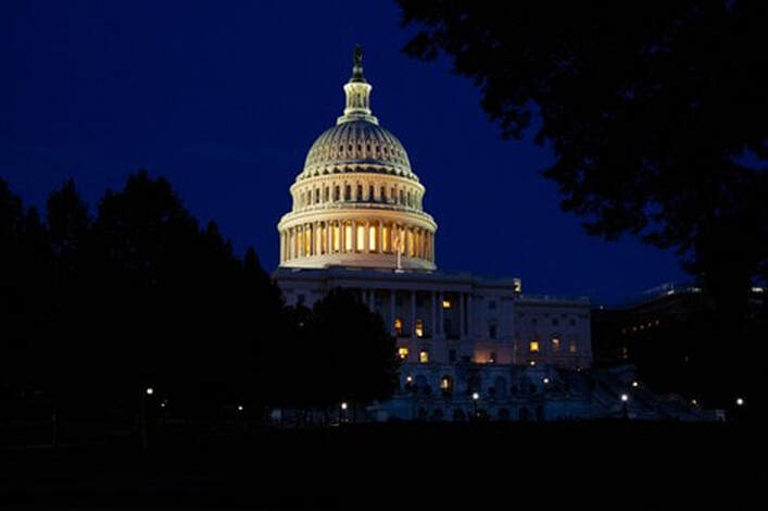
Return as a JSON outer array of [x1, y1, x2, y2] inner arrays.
[[0, 172, 283, 420], [399, 0, 768, 315], [261, 288, 397, 412]]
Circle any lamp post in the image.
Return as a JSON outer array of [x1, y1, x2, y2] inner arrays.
[[472, 392, 479, 420], [620, 393, 629, 420], [140, 386, 154, 452]]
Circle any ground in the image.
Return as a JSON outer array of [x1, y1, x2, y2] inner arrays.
[[0, 421, 764, 509]]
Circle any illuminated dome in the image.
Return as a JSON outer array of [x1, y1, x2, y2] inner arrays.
[[300, 121, 415, 181], [277, 46, 437, 271]]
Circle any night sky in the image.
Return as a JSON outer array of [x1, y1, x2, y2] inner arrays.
[[0, 0, 687, 304]]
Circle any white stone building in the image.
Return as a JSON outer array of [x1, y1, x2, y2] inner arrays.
[[273, 49, 712, 422]]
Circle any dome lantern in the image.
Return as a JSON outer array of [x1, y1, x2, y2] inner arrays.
[[339, 45, 378, 125]]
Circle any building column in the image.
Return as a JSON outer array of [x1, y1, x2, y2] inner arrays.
[[379, 220, 385, 254], [390, 290, 396, 336], [410, 290, 417, 339], [438, 291, 444, 337], [364, 220, 370, 253], [467, 293, 473, 338], [431, 290, 437, 338]]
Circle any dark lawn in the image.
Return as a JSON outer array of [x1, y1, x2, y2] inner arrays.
[[1, 421, 764, 509]]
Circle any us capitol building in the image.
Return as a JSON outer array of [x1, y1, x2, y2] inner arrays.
[[273, 48, 713, 422]]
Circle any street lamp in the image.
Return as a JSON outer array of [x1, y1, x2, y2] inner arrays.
[[736, 397, 744, 406], [146, 387, 154, 396], [631, 381, 639, 388], [472, 392, 479, 419], [620, 393, 629, 402]]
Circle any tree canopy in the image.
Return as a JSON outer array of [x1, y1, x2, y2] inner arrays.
[[399, 1, 768, 315]]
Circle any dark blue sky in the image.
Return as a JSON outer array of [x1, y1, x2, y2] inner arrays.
[[0, 0, 686, 304]]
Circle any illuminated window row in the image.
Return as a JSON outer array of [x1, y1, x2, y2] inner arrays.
[[528, 339, 579, 354], [281, 221, 434, 262], [294, 181, 423, 210]]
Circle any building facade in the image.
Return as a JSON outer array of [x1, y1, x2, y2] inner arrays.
[[273, 49, 713, 422]]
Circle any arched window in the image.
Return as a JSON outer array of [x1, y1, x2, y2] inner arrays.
[[419, 350, 429, 364], [332, 223, 340, 252], [368, 224, 377, 251], [529, 340, 540, 353], [494, 376, 507, 398], [344, 185, 351, 201], [314, 188, 320, 203], [380, 186, 386, 202], [368, 185, 374, 201], [552, 337, 561, 353], [382, 224, 390, 252], [394, 317, 403, 336], [356, 184, 363, 201], [440, 376, 454, 396], [334, 186, 340, 201], [414, 318, 424, 338], [344, 222, 353, 251]]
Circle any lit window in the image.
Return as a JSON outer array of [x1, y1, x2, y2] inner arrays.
[[569, 342, 578, 353], [369, 225, 377, 251], [442, 300, 452, 309], [529, 341, 540, 353], [552, 338, 561, 353], [332, 224, 340, 251], [344, 223, 353, 251], [356, 224, 365, 251], [419, 350, 429, 364], [398, 347, 409, 360], [382, 225, 390, 252], [440, 376, 453, 393], [394, 317, 403, 336], [415, 318, 424, 338]]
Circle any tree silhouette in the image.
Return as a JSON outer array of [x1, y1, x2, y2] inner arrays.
[[399, 1, 768, 314]]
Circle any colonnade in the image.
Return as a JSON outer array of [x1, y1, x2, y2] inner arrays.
[[281, 220, 435, 263], [355, 288, 472, 340]]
